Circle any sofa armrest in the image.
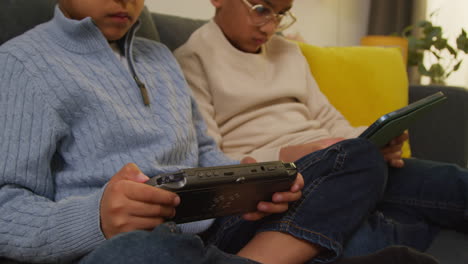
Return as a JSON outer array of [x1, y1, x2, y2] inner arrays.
[[408, 85, 468, 168]]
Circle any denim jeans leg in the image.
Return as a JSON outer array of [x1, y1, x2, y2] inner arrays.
[[79, 222, 259, 264], [384, 158, 468, 230], [343, 211, 439, 257], [344, 158, 468, 257], [226, 138, 387, 263], [202, 215, 261, 254]]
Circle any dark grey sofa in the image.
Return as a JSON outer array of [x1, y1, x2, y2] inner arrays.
[[409, 85, 468, 168], [1, 0, 468, 263]]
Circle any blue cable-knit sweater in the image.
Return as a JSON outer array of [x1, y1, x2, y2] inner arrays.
[[0, 7, 237, 263]]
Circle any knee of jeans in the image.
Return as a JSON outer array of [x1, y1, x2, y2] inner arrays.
[[343, 138, 388, 195], [363, 140, 388, 197]]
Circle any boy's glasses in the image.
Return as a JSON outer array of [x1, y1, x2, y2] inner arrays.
[[241, 0, 297, 32]]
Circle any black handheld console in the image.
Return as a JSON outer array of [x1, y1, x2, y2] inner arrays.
[[145, 161, 298, 223]]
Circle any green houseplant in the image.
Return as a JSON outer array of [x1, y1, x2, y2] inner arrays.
[[402, 16, 468, 85]]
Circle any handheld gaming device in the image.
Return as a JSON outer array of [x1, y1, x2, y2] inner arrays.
[[145, 161, 298, 223]]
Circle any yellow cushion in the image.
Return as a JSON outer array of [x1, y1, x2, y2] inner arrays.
[[297, 43, 411, 157]]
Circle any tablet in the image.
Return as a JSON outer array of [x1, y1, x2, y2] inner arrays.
[[145, 161, 297, 223], [359, 91, 447, 147]]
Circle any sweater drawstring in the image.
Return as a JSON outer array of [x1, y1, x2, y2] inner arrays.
[[134, 76, 150, 106]]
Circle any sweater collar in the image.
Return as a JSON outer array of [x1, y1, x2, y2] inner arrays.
[[46, 5, 140, 54]]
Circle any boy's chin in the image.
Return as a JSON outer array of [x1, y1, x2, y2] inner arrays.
[[244, 43, 263, 54], [102, 29, 129, 42], [245, 47, 262, 54], [236, 44, 262, 54]]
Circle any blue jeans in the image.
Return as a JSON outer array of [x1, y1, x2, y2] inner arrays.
[[79, 222, 258, 264], [343, 158, 468, 257], [81, 138, 387, 263], [205, 138, 387, 263]]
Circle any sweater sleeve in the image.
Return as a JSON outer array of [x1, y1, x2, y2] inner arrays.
[[0, 53, 106, 263], [301, 57, 367, 139], [174, 50, 226, 148], [237, 147, 282, 162], [190, 97, 239, 167], [175, 49, 238, 167]]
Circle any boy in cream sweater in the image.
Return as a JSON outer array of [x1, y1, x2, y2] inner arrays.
[[174, 0, 468, 260]]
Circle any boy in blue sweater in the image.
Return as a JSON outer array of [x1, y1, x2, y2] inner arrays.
[[0, 0, 438, 264]]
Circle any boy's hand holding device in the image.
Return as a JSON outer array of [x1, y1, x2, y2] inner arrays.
[[100, 163, 180, 239], [240, 157, 304, 221]]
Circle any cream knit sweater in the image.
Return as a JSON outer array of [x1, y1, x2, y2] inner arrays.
[[175, 20, 365, 162]]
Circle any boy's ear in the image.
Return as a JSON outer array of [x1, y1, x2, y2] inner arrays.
[[210, 0, 223, 8]]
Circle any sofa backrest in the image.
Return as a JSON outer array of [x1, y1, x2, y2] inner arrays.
[[0, 0, 56, 45], [151, 13, 206, 51]]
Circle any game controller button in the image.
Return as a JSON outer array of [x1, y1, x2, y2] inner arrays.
[[235, 177, 246, 183]]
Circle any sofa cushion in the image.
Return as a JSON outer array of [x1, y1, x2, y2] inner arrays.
[[0, 0, 159, 45], [298, 43, 411, 157]]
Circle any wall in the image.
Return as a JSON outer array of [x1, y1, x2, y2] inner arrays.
[[285, 0, 371, 46], [145, 0, 371, 46]]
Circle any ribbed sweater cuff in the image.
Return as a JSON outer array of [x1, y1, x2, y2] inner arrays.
[[50, 188, 106, 261], [178, 218, 215, 234]]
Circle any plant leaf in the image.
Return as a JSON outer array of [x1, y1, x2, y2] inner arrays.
[[418, 63, 430, 76], [434, 38, 447, 50], [403, 15, 467, 79], [408, 51, 424, 67], [430, 50, 442, 60], [425, 26, 442, 40], [429, 64, 445, 78], [418, 38, 432, 50], [453, 61, 463, 71], [417, 20, 432, 28], [446, 44, 457, 56], [456, 29, 468, 53], [406, 35, 418, 50]]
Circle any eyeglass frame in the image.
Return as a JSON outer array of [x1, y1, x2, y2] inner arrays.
[[240, 0, 297, 32]]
